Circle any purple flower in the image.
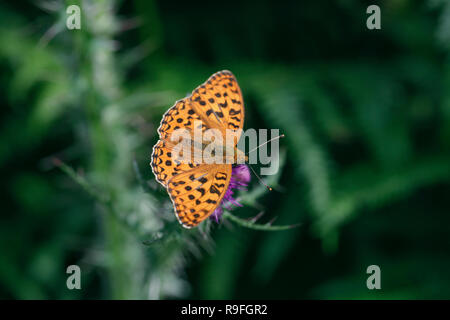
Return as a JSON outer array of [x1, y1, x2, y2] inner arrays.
[[210, 164, 251, 223]]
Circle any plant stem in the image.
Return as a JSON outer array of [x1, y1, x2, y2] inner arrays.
[[223, 212, 300, 231]]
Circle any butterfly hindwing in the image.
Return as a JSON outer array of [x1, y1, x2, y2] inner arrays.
[[151, 140, 201, 187], [167, 164, 232, 228]]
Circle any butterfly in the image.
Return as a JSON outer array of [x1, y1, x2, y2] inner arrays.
[[150, 70, 246, 228]]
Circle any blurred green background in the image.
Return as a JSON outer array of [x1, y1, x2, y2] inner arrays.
[[1, 0, 450, 299]]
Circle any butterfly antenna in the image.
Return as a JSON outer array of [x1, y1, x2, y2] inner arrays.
[[246, 134, 285, 155], [248, 164, 272, 191]]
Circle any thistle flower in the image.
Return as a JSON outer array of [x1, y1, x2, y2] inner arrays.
[[210, 164, 251, 223]]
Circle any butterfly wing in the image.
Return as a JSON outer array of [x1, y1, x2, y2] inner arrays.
[[190, 70, 245, 138], [152, 98, 205, 187], [167, 164, 232, 228], [151, 140, 201, 187], [157, 99, 206, 140]]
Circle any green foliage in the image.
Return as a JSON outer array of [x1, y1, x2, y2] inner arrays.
[[1, 0, 450, 299]]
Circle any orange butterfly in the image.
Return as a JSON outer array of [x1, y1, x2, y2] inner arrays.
[[150, 70, 248, 228]]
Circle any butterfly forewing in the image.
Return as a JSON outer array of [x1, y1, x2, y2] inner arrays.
[[157, 99, 206, 140], [190, 70, 245, 139]]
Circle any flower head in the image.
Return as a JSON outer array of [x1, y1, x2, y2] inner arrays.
[[210, 164, 251, 223]]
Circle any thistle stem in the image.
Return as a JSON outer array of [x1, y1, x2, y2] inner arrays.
[[223, 212, 300, 231]]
